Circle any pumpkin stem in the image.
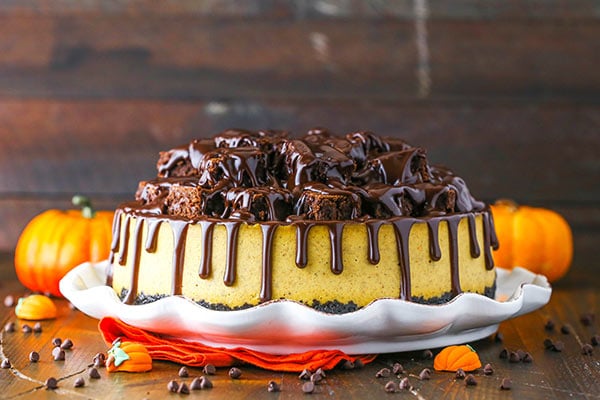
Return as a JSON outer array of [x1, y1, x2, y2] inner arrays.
[[72, 195, 95, 219]]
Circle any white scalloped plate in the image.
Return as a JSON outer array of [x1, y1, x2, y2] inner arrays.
[[60, 261, 551, 354]]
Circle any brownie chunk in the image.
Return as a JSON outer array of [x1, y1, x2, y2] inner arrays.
[[157, 139, 216, 178], [362, 183, 426, 218], [355, 148, 429, 186], [198, 147, 270, 188], [295, 183, 362, 220], [164, 181, 225, 219], [225, 187, 293, 222]]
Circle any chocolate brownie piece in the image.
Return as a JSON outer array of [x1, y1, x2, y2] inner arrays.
[[164, 182, 225, 219], [354, 148, 429, 186], [225, 187, 293, 222], [295, 183, 362, 220], [198, 147, 270, 188], [414, 183, 457, 214], [157, 139, 215, 178], [362, 183, 426, 218], [214, 129, 288, 153]]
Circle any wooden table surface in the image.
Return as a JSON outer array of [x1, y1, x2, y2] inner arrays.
[[1, 253, 598, 400]]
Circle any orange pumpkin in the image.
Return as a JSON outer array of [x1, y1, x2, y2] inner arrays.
[[490, 200, 573, 282], [15, 294, 57, 320], [14, 195, 114, 297], [106, 340, 152, 373], [433, 345, 482, 372]]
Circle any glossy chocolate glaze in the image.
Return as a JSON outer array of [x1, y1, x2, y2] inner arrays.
[[109, 129, 499, 306]]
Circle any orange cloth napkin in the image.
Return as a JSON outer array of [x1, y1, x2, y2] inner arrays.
[[98, 317, 377, 372]]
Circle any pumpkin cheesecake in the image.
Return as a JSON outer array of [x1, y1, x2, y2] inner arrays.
[[107, 129, 498, 313]]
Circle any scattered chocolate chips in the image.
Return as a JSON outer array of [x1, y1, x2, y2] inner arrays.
[[315, 368, 326, 379], [52, 338, 62, 347], [483, 363, 494, 375], [3, 295, 14, 307], [375, 368, 391, 378], [22, 324, 32, 333], [178, 382, 190, 395], [310, 373, 322, 383], [339, 359, 354, 370], [455, 369, 466, 379], [500, 377, 512, 390], [74, 377, 85, 388], [544, 319, 555, 331], [419, 368, 431, 380], [516, 349, 527, 360], [464, 374, 477, 386], [60, 339, 74, 350], [228, 367, 242, 379], [591, 334, 600, 347], [33, 322, 42, 333], [509, 351, 521, 363], [560, 325, 571, 335], [499, 348, 509, 359], [178, 366, 189, 378], [167, 380, 179, 393], [299, 369, 312, 380], [354, 359, 364, 369], [581, 344, 594, 355], [4, 322, 15, 333], [29, 351, 40, 363], [399, 377, 411, 390], [199, 376, 213, 389], [203, 363, 216, 375], [267, 380, 281, 392], [421, 349, 433, 359], [543, 338, 554, 349], [93, 352, 106, 368], [522, 352, 534, 363], [52, 347, 65, 361], [190, 377, 202, 391], [88, 367, 101, 379], [494, 332, 504, 342], [580, 313, 595, 327], [1, 359, 11, 369], [392, 362, 404, 375], [45, 377, 58, 390], [384, 381, 397, 393], [302, 381, 315, 394], [544, 339, 565, 352]]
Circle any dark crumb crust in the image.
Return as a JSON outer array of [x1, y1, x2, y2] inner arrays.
[[118, 283, 496, 314]]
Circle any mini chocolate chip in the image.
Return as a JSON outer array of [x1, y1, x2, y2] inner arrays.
[[203, 363, 216, 375], [299, 369, 312, 380], [522, 352, 534, 363], [591, 334, 600, 346], [52, 347, 65, 361], [310, 373, 322, 383], [167, 380, 179, 392], [552, 341, 565, 352], [544, 319, 555, 331], [60, 339, 73, 350], [315, 368, 326, 379], [4, 295, 14, 307], [190, 377, 202, 391], [582, 344, 593, 355], [455, 369, 466, 379], [178, 382, 190, 394], [1, 359, 11, 369], [339, 359, 354, 370], [199, 376, 213, 389], [499, 348, 509, 359], [52, 337, 62, 347], [494, 332, 504, 342], [384, 381, 397, 393], [22, 324, 32, 333], [29, 351, 40, 363], [45, 377, 58, 390], [419, 368, 431, 380], [178, 366, 189, 377], [543, 338, 555, 349], [580, 313, 595, 327], [509, 351, 521, 363], [398, 377, 411, 390], [74, 377, 85, 388], [516, 349, 526, 360], [500, 377, 512, 390], [94, 352, 106, 363], [560, 325, 571, 335], [464, 374, 477, 386], [229, 367, 242, 379], [375, 368, 391, 378], [4, 322, 15, 333], [483, 363, 493, 375], [267, 381, 280, 392], [421, 349, 433, 359], [302, 381, 315, 394], [89, 367, 101, 379], [33, 322, 42, 333], [354, 359, 364, 369], [392, 362, 404, 375]]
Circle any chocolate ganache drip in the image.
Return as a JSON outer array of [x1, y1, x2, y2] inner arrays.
[[110, 129, 498, 305]]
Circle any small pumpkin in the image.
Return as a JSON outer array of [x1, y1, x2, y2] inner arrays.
[[15, 294, 57, 320], [490, 199, 573, 282], [14, 196, 114, 297], [433, 345, 481, 372], [106, 339, 152, 373]]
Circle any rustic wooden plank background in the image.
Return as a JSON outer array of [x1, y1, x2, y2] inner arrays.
[[0, 0, 598, 280]]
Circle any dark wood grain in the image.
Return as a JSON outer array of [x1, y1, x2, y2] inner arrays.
[[0, 253, 598, 400]]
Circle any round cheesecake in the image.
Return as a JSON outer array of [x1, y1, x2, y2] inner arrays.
[[107, 129, 498, 313]]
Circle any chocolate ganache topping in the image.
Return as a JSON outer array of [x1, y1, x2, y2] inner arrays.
[[110, 128, 498, 305]]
